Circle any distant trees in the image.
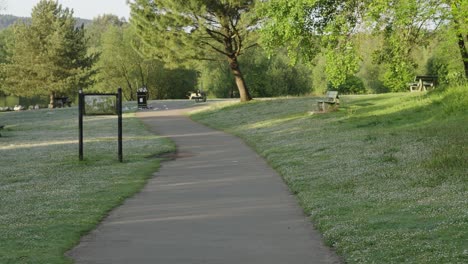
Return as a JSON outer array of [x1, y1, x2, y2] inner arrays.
[[260, 0, 467, 92], [0, 1, 463, 102], [259, 0, 363, 89], [446, 0, 467, 79], [129, 0, 259, 102], [91, 23, 197, 100], [198, 47, 313, 98], [86, 14, 125, 51], [0, 15, 30, 30], [1, 0, 96, 107]]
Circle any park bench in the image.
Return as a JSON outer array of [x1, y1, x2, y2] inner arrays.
[[187, 91, 207, 102], [409, 75, 437, 92], [317, 91, 339, 112]]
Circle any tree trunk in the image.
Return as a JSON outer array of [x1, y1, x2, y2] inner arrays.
[[457, 33, 468, 79], [228, 57, 252, 102], [49, 93, 55, 109]]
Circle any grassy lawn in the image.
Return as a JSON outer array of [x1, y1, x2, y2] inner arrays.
[[0, 106, 174, 263], [191, 86, 467, 263]]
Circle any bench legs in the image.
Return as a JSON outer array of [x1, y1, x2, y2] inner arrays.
[[317, 101, 325, 112], [317, 102, 337, 112]]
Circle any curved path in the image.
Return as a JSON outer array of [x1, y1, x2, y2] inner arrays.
[[69, 100, 340, 264]]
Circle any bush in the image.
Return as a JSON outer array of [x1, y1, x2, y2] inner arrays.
[[434, 84, 468, 115], [330, 75, 366, 94]]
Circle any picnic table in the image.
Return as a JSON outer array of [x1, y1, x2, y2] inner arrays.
[[409, 76, 437, 92]]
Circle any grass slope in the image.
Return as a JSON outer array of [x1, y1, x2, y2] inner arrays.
[[0, 107, 174, 263], [191, 86, 467, 263]]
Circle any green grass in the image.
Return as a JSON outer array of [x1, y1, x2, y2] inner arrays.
[[0, 106, 174, 263], [191, 86, 467, 263]]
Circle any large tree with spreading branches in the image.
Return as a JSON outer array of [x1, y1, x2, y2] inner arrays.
[[129, 0, 259, 102]]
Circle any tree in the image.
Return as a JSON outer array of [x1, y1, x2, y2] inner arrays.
[[93, 24, 196, 100], [1, 0, 96, 107], [259, 0, 365, 89], [446, 0, 467, 79], [93, 24, 145, 100], [0, 27, 13, 64], [367, 0, 447, 90], [129, 0, 259, 102], [260, 0, 468, 92], [86, 14, 126, 50]]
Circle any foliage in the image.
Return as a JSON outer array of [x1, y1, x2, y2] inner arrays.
[[257, 0, 321, 64], [198, 60, 237, 98], [1, 0, 96, 106], [259, 0, 366, 88], [355, 34, 388, 93], [0, 14, 92, 31], [368, 0, 443, 91], [446, 0, 468, 78], [433, 84, 468, 114], [129, 0, 260, 102], [426, 30, 467, 85], [331, 75, 366, 94], [92, 23, 197, 100], [310, 54, 328, 94], [0, 14, 30, 30], [192, 87, 467, 263], [198, 47, 313, 98], [0, 26, 13, 64], [259, 0, 467, 92], [85, 14, 126, 51], [241, 47, 312, 97]]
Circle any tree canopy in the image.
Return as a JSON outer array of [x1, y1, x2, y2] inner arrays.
[[259, 0, 467, 91], [1, 0, 96, 106], [129, 0, 260, 101], [0, 0, 465, 105], [92, 23, 197, 100]]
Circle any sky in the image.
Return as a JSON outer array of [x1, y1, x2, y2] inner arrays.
[[1, 0, 131, 20]]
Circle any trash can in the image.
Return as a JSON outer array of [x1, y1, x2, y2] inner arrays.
[[137, 87, 148, 109]]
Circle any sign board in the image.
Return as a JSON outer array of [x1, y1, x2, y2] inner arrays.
[[84, 95, 117, 115], [79, 89, 123, 162]]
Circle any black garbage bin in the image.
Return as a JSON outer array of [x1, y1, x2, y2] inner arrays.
[[137, 87, 148, 109]]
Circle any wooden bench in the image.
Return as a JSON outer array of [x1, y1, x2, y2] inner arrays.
[[317, 91, 339, 112], [409, 75, 437, 92], [53, 97, 72, 108], [187, 91, 207, 102]]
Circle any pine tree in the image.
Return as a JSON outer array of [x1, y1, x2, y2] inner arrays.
[[129, 0, 259, 102], [2, 0, 96, 107]]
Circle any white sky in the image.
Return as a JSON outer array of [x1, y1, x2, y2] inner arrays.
[[1, 0, 130, 20]]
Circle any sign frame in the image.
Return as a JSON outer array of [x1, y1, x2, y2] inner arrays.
[[79, 88, 123, 162]]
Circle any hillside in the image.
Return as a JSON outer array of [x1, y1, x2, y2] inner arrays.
[[0, 14, 92, 30]]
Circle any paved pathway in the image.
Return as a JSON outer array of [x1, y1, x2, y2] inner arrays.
[[69, 100, 340, 264]]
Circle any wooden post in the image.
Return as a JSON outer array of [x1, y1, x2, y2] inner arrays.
[[78, 89, 84, 161], [117, 88, 123, 162]]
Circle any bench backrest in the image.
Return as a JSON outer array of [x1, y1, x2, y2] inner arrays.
[[326, 91, 339, 99]]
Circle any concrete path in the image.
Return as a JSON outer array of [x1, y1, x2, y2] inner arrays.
[[69, 100, 340, 264]]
